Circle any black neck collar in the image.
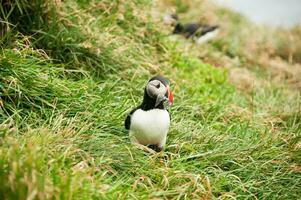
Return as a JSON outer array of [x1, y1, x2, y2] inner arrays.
[[140, 89, 165, 111]]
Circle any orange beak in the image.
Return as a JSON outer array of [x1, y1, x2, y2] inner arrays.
[[167, 86, 174, 106]]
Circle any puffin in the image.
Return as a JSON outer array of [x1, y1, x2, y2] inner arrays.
[[124, 75, 174, 152], [163, 13, 219, 44]]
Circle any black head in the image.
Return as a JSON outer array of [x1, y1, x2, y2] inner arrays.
[[148, 75, 169, 87], [141, 75, 174, 110]]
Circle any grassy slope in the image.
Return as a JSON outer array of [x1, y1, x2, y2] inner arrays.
[[0, 0, 300, 199]]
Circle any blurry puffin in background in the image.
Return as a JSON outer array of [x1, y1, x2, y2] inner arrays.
[[125, 75, 174, 152], [163, 13, 219, 44]]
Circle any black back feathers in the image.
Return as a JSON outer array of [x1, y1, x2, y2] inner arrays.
[[173, 23, 219, 38]]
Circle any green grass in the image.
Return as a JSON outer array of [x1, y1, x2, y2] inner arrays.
[[1, 0, 301, 199]]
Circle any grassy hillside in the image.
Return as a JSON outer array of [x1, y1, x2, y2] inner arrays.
[[0, 0, 300, 199]]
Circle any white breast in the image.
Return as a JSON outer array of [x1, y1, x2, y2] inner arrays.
[[130, 109, 170, 147], [196, 29, 219, 44]]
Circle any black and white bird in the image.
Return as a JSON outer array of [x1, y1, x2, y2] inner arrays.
[[164, 13, 219, 44], [125, 75, 174, 152]]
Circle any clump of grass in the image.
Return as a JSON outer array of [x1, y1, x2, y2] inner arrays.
[[0, 46, 65, 119], [1, 0, 158, 77]]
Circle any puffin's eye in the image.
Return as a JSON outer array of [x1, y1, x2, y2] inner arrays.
[[155, 83, 160, 88]]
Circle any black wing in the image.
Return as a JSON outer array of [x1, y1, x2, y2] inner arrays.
[[124, 107, 139, 130], [183, 23, 201, 38]]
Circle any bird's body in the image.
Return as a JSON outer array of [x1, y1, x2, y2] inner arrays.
[[125, 75, 173, 151], [163, 13, 219, 44], [129, 108, 170, 147], [174, 23, 219, 44]]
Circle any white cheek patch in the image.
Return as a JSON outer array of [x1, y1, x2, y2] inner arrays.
[[146, 81, 167, 99]]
